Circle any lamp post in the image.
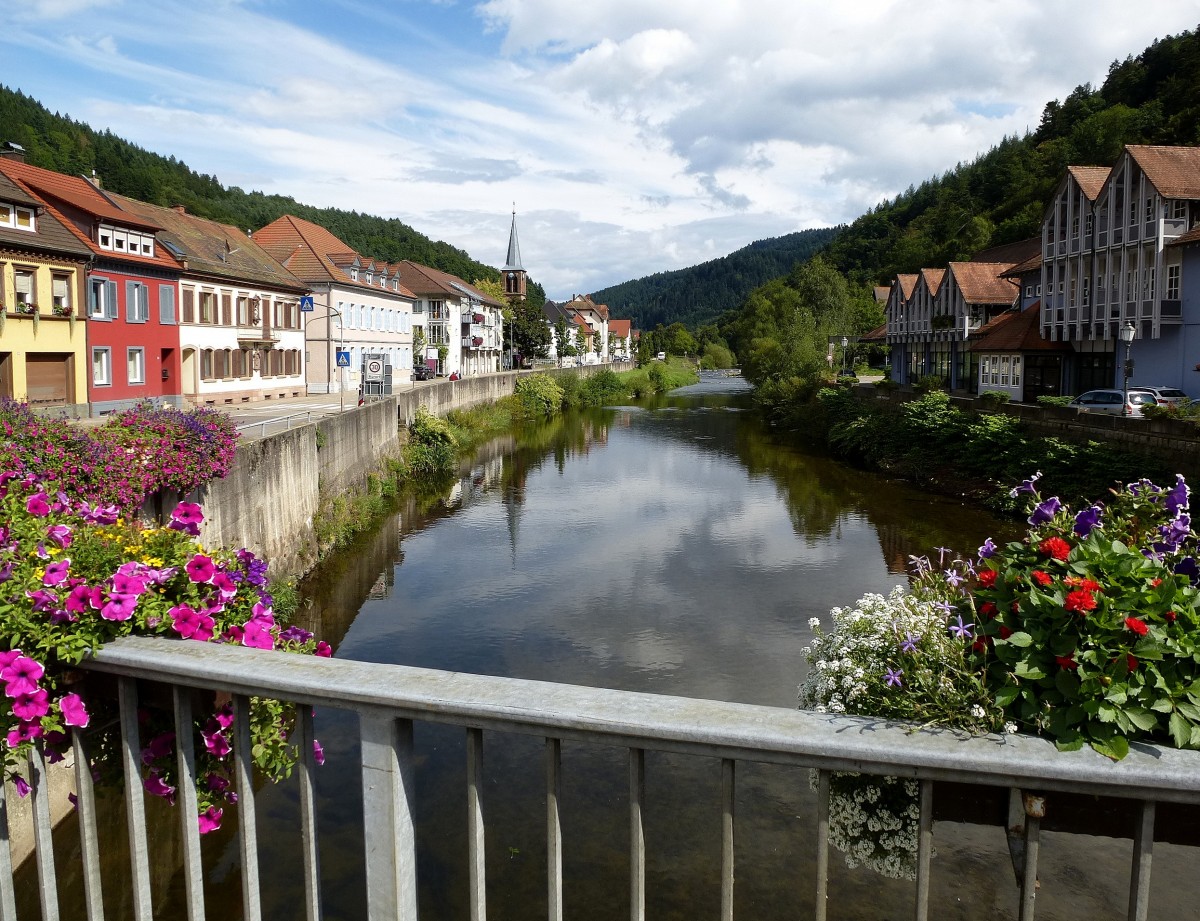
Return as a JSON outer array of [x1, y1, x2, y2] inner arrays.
[[1120, 321, 1136, 414], [305, 304, 345, 412], [841, 336, 849, 377]]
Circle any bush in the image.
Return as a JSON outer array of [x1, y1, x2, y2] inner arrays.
[[515, 373, 564, 416], [577, 369, 628, 406], [647, 364, 669, 393], [912, 375, 946, 394], [409, 407, 457, 449], [873, 378, 898, 392], [976, 390, 1011, 409], [1036, 395, 1072, 408]]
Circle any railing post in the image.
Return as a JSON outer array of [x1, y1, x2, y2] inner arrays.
[[361, 713, 418, 920]]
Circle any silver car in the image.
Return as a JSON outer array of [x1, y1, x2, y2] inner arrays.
[[1132, 385, 1189, 407], [1068, 388, 1157, 417]]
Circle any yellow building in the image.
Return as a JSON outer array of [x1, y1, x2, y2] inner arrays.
[[0, 169, 91, 413]]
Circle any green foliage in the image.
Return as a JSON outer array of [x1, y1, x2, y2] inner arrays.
[[911, 375, 946, 394], [409, 407, 457, 449], [1037, 395, 1073, 408], [589, 227, 839, 330], [577, 369, 628, 406], [699, 342, 735, 369], [975, 478, 1200, 758], [976, 390, 1012, 409], [514, 373, 565, 417], [816, 390, 1170, 510]]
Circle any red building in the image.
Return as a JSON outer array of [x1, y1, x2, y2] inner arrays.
[[0, 158, 184, 413]]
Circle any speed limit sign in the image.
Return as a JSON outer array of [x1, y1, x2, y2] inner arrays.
[[363, 357, 384, 381]]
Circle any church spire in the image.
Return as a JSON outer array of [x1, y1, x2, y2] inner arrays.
[[503, 205, 524, 271], [502, 205, 527, 301]]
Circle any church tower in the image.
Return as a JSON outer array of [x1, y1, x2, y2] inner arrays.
[[502, 207, 527, 302]]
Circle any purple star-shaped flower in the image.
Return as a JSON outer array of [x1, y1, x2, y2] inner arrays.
[[949, 615, 974, 640], [884, 668, 903, 688]]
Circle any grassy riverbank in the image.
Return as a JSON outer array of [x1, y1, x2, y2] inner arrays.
[[788, 387, 1173, 514], [312, 363, 699, 555]]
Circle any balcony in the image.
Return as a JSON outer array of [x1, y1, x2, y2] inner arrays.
[[236, 329, 280, 346], [461, 336, 484, 349], [12, 636, 1198, 921]]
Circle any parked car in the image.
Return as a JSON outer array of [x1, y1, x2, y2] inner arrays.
[[1068, 388, 1158, 417], [1132, 385, 1189, 407], [656, 351, 666, 361], [413, 365, 436, 381]]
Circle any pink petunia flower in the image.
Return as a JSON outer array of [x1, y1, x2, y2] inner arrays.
[[59, 693, 90, 728], [100, 593, 138, 622], [198, 806, 223, 834], [202, 729, 232, 758], [25, 493, 50, 517], [45, 524, 72, 549], [42, 559, 71, 587], [241, 620, 274, 650], [185, 554, 215, 584], [11, 689, 50, 721], [314, 641, 333, 658], [3, 656, 45, 698], [143, 772, 176, 804], [313, 739, 325, 766]]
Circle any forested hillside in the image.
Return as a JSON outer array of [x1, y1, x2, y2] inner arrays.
[[826, 25, 1200, 286], [589, 227, 838, 328], [0, 85, 544, 302]]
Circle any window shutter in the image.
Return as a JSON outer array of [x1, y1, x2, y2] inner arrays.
[[182, 288, 194, 323], [159, 285, 176, 324], [126, 282, 137, 321], [106, 280, 118, 319], [222, 293, 232, 327], [88, 280, 98, 315]]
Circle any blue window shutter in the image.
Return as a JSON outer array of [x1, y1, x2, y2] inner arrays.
[[106, 280, 118, 319], [159, 285, 175, 324], [126, 281, 137, 321]]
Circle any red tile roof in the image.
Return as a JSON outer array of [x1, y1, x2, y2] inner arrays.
[[1127, 145, 1200, 199], [859, 323, 887, 343], [111, 195, 307, 292], [947, 262, 1019, 305], [253, 214, 416, 298], [0, 158, 178, 270], [1066, 166, 1111, 202], [0, 171, 92, 259], [895, 274, 918, 300], [609, 318, 632, 338], [391, 260, 503, 308], [969, 302, 1070, 353], [919, 267, 946, 294], [970, 236, 1041, 265]]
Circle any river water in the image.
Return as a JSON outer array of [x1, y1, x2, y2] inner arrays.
[[28, 374, 1199, 919]]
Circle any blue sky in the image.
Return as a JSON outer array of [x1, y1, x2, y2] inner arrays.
[[5, 0, 1200, 300]]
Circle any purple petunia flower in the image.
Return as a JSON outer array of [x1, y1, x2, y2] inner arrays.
[[313, 739, 326, 765], [1010, 472, 1042, 498], [977, 538, 997, 560], [1028, 496, 1062, 527], [279, 625, 314, 644], [3, 655, 45, 698], [143, 772, 176, 804], [45, 524, 72, 549], [25, 492, 50, 517], [1074, 505, 1103, 538], [198, 806, 223, 835]]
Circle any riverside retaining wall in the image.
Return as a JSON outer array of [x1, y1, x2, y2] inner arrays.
[[193, 367, 604, 579]]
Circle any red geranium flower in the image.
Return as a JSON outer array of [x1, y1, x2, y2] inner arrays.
[[1055, 653, 1079, 670], [977, 569, 997, 588], [1032, 570, 1052, 587], [979, 601, 998, 618], [1124, 617, 1149, 636], [1064, 589, 1098, 613], [1127, 654, 1139, 671], [1166, 610, 1178, 622], [1039, 536, 1071, 561], [999, 625, 1013, 640]]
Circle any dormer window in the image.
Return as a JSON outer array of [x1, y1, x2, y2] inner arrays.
[[97, 222, 155, 257], [365, 271, 373, 284], [0, 202, 36, 232], [349, 267, 358, 281]]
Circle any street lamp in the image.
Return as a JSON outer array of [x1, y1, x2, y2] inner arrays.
[[1120, 321, 1136, 414], [305, 304, 345, 412], [841, 336, 849, 377]]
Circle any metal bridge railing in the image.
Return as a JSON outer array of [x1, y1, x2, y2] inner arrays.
[[7, 636, 1200, 921]]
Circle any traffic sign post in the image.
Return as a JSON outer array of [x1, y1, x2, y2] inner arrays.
[[299, 295, 315, 312], [336, 350, 351, 368]]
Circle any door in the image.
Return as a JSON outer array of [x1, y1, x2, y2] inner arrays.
[[25, 354, 70, 405]]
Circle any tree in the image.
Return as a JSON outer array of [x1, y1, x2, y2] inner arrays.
[[553, 316, 571, 367], [413, 327, 427, 367]]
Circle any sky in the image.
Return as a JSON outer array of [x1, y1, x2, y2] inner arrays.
[[4, 1, 1200, 301]]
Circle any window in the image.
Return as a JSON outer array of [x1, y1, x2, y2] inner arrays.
[[1000, 356, 1010, 386], [52, 275, 71, 314], [182, 287, 195, 323], [1129, 201, 1138, 227], [980, 356, 990, 382], [92, 347, 112, 386], [1173, 200, 1187, 220], [159, 285, 176, 324], [1146, 198, 1155, 223], [1071, 215, 1080, 239], [97, 223, 154, 257], [1025, 285, 1033, 298], [1035, 284, 1042, 296], [0, 202, 36, 232], [89, 278, 118, 319], [200, 349, 214, 381], [1012, 357, 1022, 387], [127, 347, 145, 385], [1082, 278, 1090, 305], [341, 301, 353, 328], [1085, 214, 1093, 237], [1168, 264, 1181, 300], [237, 296, 249, 326], [14, 268, 34, 308], [126, 282, 149, 323]]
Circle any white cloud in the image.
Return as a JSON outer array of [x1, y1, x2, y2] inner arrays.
[[6, 0, 1200, 299]]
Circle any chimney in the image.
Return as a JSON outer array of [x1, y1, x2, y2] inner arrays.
[[85, 168, 101, 188], [0, 141, 26, 163], [172, 205, 187, 214]]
